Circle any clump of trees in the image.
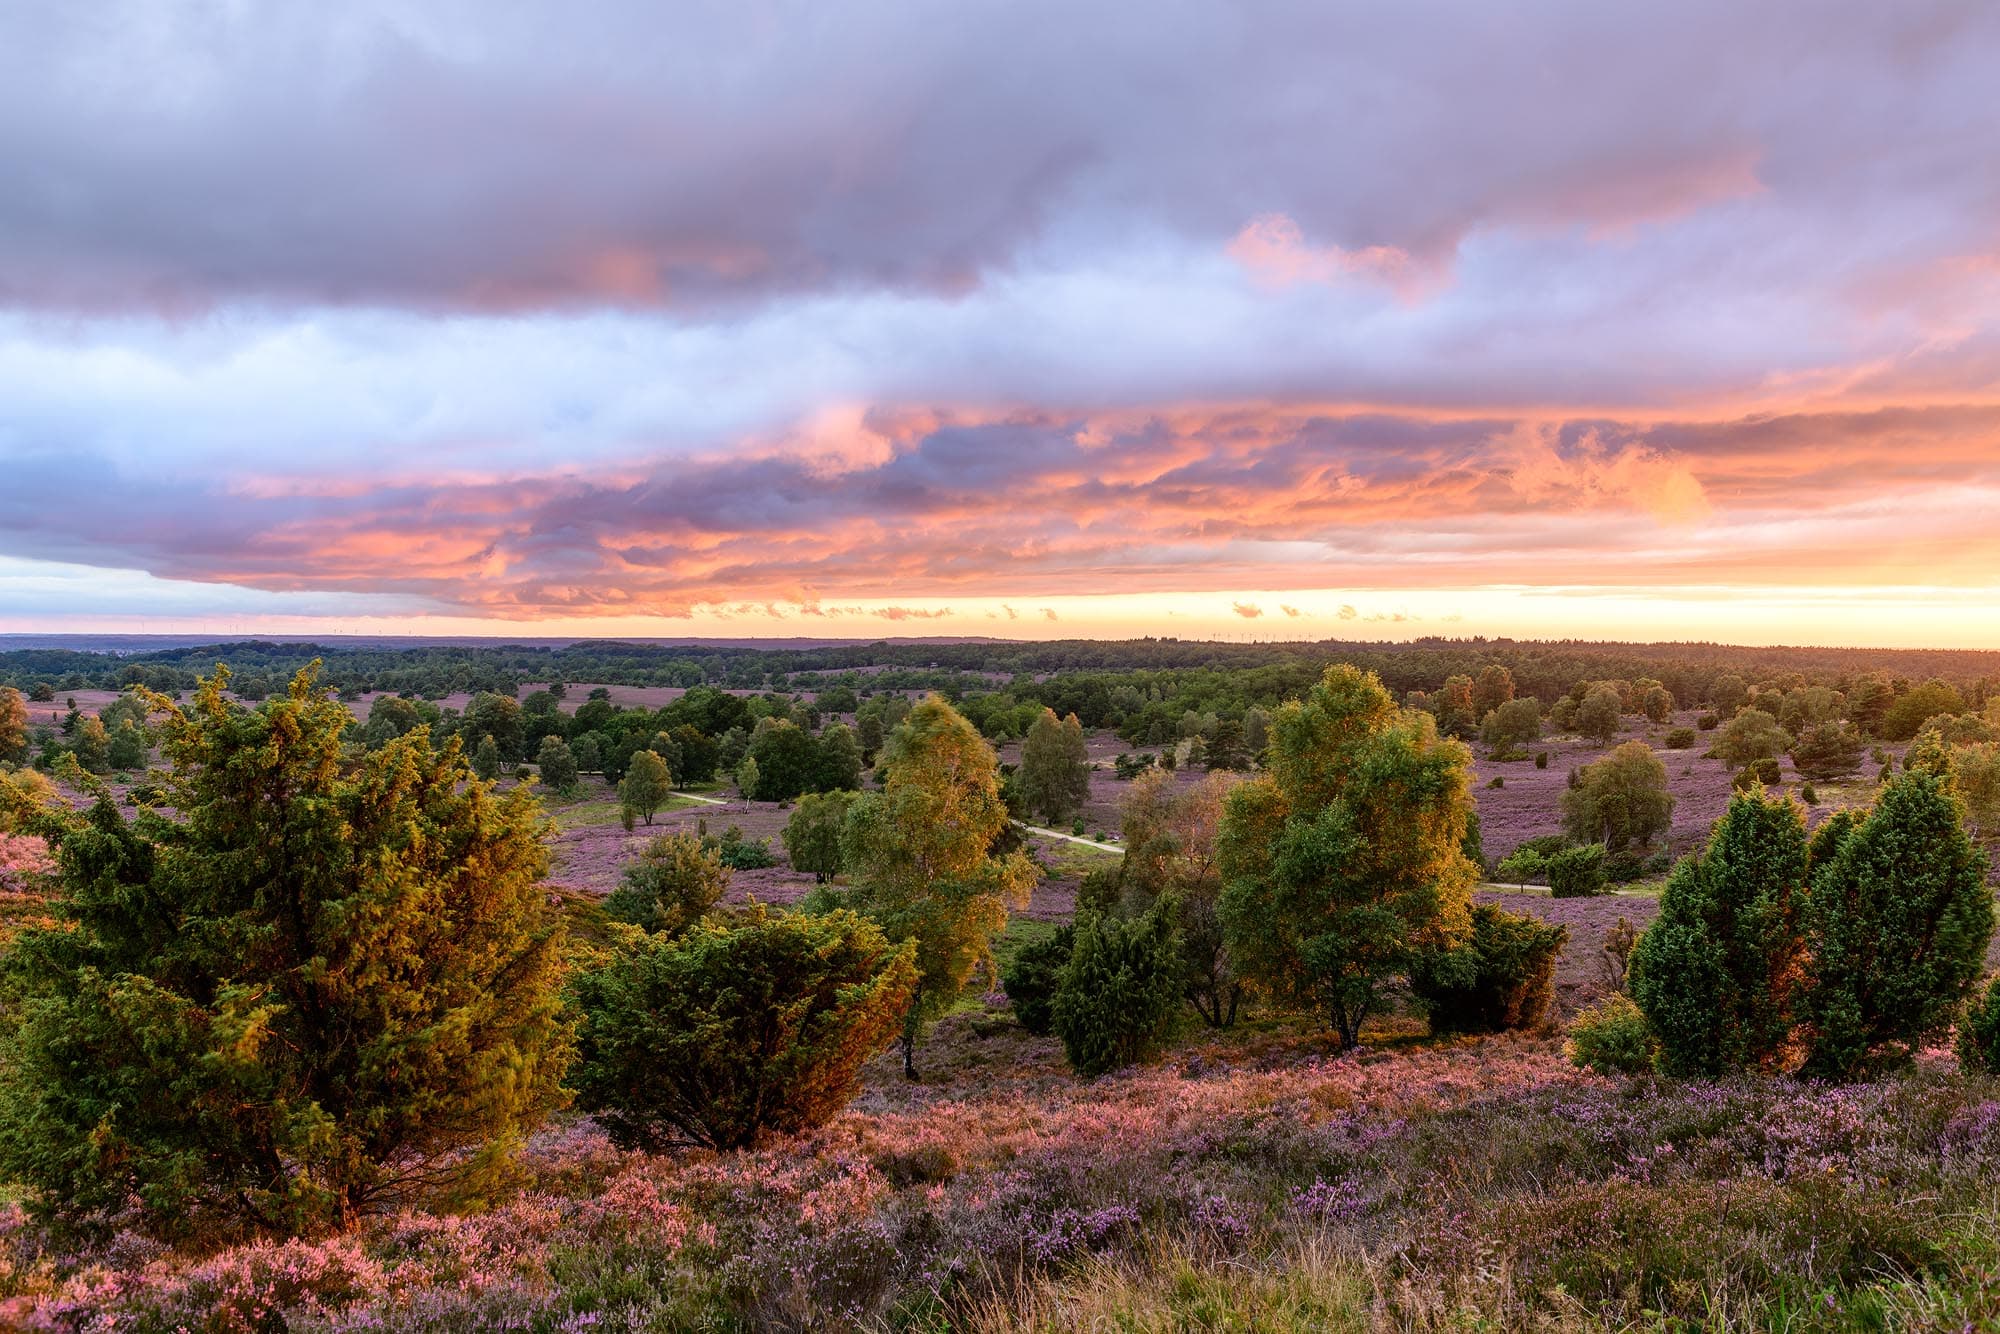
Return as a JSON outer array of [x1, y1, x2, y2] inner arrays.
[[1409, 904, 1567, 1035], [1016, 708, 1091, 825], [604, 832, 729, 936], [1623, 770, 1993, 1080]]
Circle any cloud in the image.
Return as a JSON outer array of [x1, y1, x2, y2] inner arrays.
[[1228, 214, 1426, 297], [1041, 608, 1059, 621], [1232, 601, 1264, 618], [1338, 605, 1359, 620], [1280, 604, 1303, 617], [873, 606, 951, 621]]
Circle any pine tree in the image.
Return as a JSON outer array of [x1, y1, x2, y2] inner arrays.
[[604, 831, 729, 936], [472, 733, 502, 780], [841, 695, 1038, 1077], [1798, 770, 1993, 1078], [0, 666, 570, 1240]]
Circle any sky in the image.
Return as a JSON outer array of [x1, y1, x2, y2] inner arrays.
[[4, 2, 2000, 646]]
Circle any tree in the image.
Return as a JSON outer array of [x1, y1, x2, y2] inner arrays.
[[1051, 897, 1183, 1076], [1242, 706, 1272, 765], [536, 735, 579, 793], [1958, 975, 2000, 1074], [1432, 674, 1478, 739], [1573, 685, 1623, 745], [106, 718, 148, 771], [1408, 903, 1567, 1035], [1879, 680, 1966, 742], [1950, 740, 2000, 841], [1637, 683, 1675, 724], [1798, 770, 1994, 1079], [747, 720, 819, 800], [1204, 717, 1246, 771], [604, 831, 729, 936], [1479, 698, 1541, 757], [361, 695, 424, 748], [1017, 708, 1091, 825], [1560, 741, 1675, 852], [0, 667, 570, 1239], [1847, 676, 1896, 737], [813, 723, 864, 793], [572, 906, 915, 1151], [840, 695, 1038, 1077], [463, 691, 526, 762], [734, 755, 760, 799], [1709, 673, 1749, 718], [1471, 664, 1516, 719], [70, 715, 111, 774], [1547, 843, 1607, 897], [619, 749, 672, 826], [782, 789, 858, 882], [1119, 768, 1239, 1026], [999, 926, 1073, 1036], [1217, 666, 1477, 1050], [0, 686, 28, 764], [1710, 707, 1790, 771], [472, 734, 502, 781], [571, 732, 604, 776], [1629, 794, 1811, 1076], [1789, 722, 1863, 781]]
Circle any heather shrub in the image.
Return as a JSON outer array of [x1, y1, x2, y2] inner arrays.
[[1565, 994, 1654, 1073], [1801, 770, 1994, 1079], [1546, 843, 1606, 897], [604, 831, 728, 936], [0, 667, 571, 1241], [572, 904, 916, 1150], [1000, 924, 1075, 1036], [1052, 898, 1183, 1076], [1958, 976, 2000, 1074], [1408, 903, 1567, 1034]]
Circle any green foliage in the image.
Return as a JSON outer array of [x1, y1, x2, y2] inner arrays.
[[536, 735, 579, 793], [1117, 768, 1240, 1026], [1560, 741, 1674, 852], [1479, 698, 1542, 758], [1573, 685, 1623, 744], [1710, 707, 1790, 771], [1495, 846, 1548, 884], [1957, 975, 2000, 1074], [1564, 994, 1656, 1074], [71, 715, 110, 774], [814, 723, 864, 793], [106, 717, 149, 771], [709, 824, 777, 870], [1408, 903, 1567, 1035], [571, 905, 916, 1151], [1546, 843, 1607, 898], [1799, 770, 1994, 1079], [841, 695, 1038, 1076], [1662, 726, 1697, 750], [1052, 898, 1184, 1076], [1789, 721, 1863, 780], [1879, 680, 1966, 742], [1629, 795, 1810, 1077], [604, 832, 728, 936], [1018, 708, 1092, 824], [1217, 666, 1477, 1049], [472, 733, 502, 780], [999, 925, 1074, 1036], [619, 749, 672, 826], [783, 790, 858, 882], [0, 667, 571, 1240]]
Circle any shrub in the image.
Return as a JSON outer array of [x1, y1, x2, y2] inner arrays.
[[999, 926, 1074, 1035], [1696, 712, 1720, 731], [1547, 843, 1607, 898], [572, 905, 917, 1151], [1495, 847, 1546, 884], [1629, 794, 1810, 1077], [1801, 782, 1818, 805], [1799, 771, 1994, 1079], [0, 667, 570, 1240], [605, 832, 729, 936], [1752, 756, 1782, 785], [1052, 899, 1183, 1076], [1662, 726, 1698, 750], [1958, 976, 2000, 1074], [1486, 775, 1504, 789], [1534, 751, 1549, 769], [1565, 994, 1655, 1074], [709, 825, 777, 870], [1409, 904, 1567, 1034]]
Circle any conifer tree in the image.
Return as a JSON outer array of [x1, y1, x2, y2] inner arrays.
[[1051, 897, 1183, 1076], [0, 666, 570, 1239], [1629, 793, 1811, 1076], [1798, 769, 1993, 1078]]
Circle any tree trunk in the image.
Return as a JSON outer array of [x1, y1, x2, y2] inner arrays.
[[901, 1030, 918, 1080]]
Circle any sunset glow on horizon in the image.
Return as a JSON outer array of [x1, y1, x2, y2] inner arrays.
[[6, 4, 2000, 646]]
